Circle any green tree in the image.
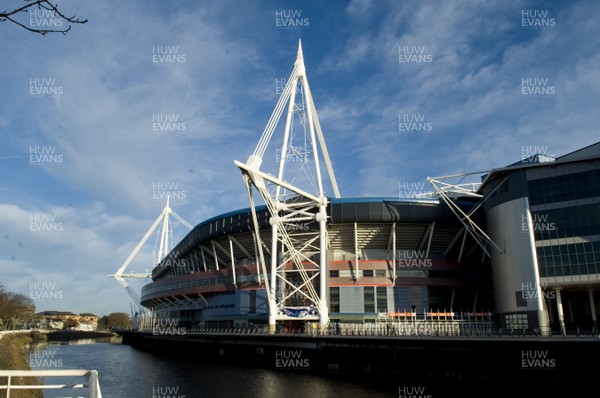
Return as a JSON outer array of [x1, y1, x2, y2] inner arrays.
[[97, 315, 109, 330], [106, 312, 131, 330]]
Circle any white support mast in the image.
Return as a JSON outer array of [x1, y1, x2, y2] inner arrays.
[[108, 197, 193, 311], [235, 40, 339, 332]]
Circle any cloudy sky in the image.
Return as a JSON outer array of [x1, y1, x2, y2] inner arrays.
[[1, 0, 598, 317]]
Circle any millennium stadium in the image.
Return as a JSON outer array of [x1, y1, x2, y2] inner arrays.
[[112, 41, 600, 337]]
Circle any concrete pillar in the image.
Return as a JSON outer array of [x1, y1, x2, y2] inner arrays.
[[588, 289, 597, 330], [555, 287, 566, 335]]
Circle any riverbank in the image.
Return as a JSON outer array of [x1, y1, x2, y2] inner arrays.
[[121, 331, 600, 396], [0, 331, 44, 398]]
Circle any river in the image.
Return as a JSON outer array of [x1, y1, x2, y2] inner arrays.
[[28, 336, 397, 398]]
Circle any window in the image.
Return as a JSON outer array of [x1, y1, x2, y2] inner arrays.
[[528, 169, 600, 206], [329, 287, 340, 312], [364, 287, 375, 313], [515, 291, 527, 307], [505, 313, 529, 330], [249, 290, 256, 314], [532, 204, 600, 241], [376, 287, 387, 313], [537, 241, 600, 277]]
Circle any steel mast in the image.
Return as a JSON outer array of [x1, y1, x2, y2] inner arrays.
[[235, 40, 340, 333], [108, 196, 193, 311]]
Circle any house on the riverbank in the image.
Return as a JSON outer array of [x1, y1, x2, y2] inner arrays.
[[36, 311, 99, 331]]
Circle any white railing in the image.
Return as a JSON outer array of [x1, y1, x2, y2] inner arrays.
[[0, 369, 102, 398]]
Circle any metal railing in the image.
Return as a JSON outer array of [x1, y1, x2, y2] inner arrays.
[[0, 369, 102, 398], [175, 320, 498, 337], [148, 323, 600, 338], [142, 312, 600, 338]]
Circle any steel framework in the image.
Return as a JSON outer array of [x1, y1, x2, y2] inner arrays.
[[426, 172, 505, 258], [235, 41, 340, 331], [108, 197, 193, 311]]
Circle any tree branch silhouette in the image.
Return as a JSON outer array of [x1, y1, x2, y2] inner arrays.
[[1, 0, 87, 36]]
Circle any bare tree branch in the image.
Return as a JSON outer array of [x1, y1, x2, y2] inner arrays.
[[1, 0, 87, 36]]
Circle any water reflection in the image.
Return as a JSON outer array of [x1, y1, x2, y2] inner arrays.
[[27, 337, 397, 398]]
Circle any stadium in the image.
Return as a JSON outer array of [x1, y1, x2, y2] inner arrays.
[[140, 196, 493, 330], [123, 42, 600, 336]]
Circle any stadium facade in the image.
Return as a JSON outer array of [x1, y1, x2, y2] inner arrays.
[[135, 42, 600, 335], [482, 142, 600, 334], [140, 197, 493, 328]]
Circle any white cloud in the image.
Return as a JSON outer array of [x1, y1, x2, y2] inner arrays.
[[0, 201, 162, 315]]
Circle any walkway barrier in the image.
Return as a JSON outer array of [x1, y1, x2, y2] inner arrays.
[[150, 320, 497, 338], [0, 369, 102, 398], [139, 315, 600, 338]]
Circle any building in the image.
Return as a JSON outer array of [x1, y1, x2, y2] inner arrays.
[[140, 143, 599, 335], [140, 197, 493, 329], [133, 42, 599, 336], [481, 142, 600, 334], [36, 311, 99, 331]]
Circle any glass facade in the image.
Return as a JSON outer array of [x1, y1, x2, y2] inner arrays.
[[531, 204, 600, 241], [528, 169, 600, 206], [537, 242, 600, 277], [528, 168, 600, 278]]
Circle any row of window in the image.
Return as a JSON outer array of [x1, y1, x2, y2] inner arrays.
[[142, 276, 254, 297], [156, 252, 267, 279], [537, 242, 600, 277], [505, 313, 529, 330], [364, 287, 388, 313], [330, 286, 389, 313], [528, 169, 600, 206], [531, 204, 600, 241]]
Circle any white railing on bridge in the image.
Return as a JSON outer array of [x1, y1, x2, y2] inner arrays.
[[0, 369, 102, 398]]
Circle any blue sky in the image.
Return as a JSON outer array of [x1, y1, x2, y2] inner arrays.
[[1, 0, 599, 317]]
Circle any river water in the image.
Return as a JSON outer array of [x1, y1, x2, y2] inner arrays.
[[28, 337, 397, 398]]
